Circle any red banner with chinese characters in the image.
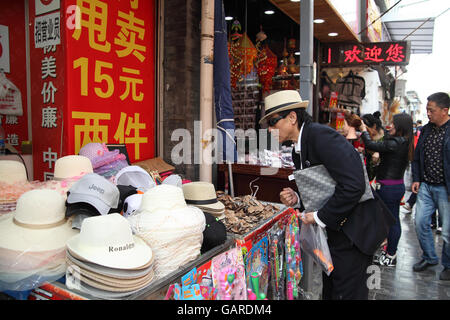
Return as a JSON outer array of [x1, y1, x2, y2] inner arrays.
[[321, 41, 411, 67], [29, 0, 67, 181], [64, 0, 156, 162], [0, 1, 29, 154]]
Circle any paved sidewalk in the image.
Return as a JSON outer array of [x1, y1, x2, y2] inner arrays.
[[368, 192, 450, 300]]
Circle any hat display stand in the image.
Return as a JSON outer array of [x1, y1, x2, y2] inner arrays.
[[65, 214, 155, 298]]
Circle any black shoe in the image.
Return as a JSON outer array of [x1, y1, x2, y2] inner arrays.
[[413, 259, 438, 272], [440, 268, 450, 281]]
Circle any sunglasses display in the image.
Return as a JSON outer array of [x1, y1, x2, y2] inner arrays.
[[232, 76, 259, 130]]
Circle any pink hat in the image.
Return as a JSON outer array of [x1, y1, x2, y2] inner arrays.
[[79, 143, 126, 169]]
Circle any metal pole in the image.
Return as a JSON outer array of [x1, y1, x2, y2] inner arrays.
[[200, 0, 215, 182], [299, 0, 314, 116], [299, 0, 315, 295]]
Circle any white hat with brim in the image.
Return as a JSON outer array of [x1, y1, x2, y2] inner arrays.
[[66, 263, 154, 292], [65, 276, 148, 300], [0, 189, 79, 252], [182, 181, 225, 212], [66, 213, 153, 270], [0, 160, 27, 184], [259, 90, 309, 124], [54, 155, 93, 180], [66, 249, 152, 279]]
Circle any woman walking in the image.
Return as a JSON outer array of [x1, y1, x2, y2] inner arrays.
[[360, 113, 414, 266]]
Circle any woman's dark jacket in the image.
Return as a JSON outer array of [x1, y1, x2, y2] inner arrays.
[[360, 131, 409, 181]]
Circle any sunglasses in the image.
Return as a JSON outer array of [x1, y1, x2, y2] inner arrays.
[[268, 114, 287, 127]]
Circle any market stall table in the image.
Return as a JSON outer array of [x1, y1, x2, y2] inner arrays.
[[217, 163, 297, 203]]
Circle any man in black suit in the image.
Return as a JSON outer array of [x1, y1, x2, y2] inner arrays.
[[259, 90, 394, 299]]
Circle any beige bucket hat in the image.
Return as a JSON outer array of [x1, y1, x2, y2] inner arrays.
[[66, 213, 153, 270], [54, 155, 93, 180], [259, 90, 309, 124], [182, 182, 225, 212], [0, 189, 78, 252], [0, 160, 27, 183]]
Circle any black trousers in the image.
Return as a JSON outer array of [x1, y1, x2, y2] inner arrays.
[[322, 228, 373, 300]]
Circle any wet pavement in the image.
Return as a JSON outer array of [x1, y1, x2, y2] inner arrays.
[[307, 191, 450, 300], [368, 192, 450, 300]]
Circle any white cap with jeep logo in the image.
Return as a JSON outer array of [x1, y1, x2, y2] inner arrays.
[[66, 173, 120, 215]]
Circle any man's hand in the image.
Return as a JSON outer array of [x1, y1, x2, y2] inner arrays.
[[297, 210, 316, 225], [411, 182, 420, 194], [280, 187, 298, 207]]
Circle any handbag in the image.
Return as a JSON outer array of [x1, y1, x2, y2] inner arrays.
[[293, 154, 373, 212]]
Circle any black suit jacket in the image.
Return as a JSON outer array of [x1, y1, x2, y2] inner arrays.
[[293, 122, 395, 255]]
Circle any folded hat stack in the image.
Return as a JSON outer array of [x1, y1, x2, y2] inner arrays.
[[0, 189, 79, 291], [0, 160, 33, 214], [182, 182, 226, 219], [78, 143, 128, 179], [65, 213, 154, 299], [127, 184, 206, 279]]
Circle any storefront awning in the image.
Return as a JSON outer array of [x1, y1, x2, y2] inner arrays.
[[268, 0, 360, 43], [383, 18, 435, 54]]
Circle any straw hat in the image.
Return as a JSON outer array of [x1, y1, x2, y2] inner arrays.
[[259, 90, 309, 124], [0, 160, 27, 183], [182, 182, 225, 213], [66, 250, 152, 280], [54, 155, 93, 180], [0, 189, 78, 252], [66, 213, 153, 270]]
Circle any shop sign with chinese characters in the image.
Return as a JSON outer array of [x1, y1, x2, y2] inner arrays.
[[321, 41, 411, 67], [64, 0, 156, 162]]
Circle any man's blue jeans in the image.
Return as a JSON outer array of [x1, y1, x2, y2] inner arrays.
[[415, 183, 450, 268]]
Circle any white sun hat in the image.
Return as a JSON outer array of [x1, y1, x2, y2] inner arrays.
[[182, 181, 225, 212], [0, 160, 28, 183], [114, 165, 155, 191], [66, 213, 153, 270], [0, 189, 78, 252], [54, 155, 93, 180], [127, 184, 205, 279]]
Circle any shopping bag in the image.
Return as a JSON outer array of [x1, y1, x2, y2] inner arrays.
[[293, 154, 373, 212], [299, 223, 334, 275]]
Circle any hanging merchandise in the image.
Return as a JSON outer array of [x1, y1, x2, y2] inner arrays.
[[267, 222, 286, 300], [229, 20, 243, 88], [228, 21, 257, 88], [211, 246, 247, 300], [284, 213, 303, 300], [336, 111, 345, 131], [245, 236, 269, 300], [335, 70, 366, 111], [0, 70, 23, 116], [255, 27, 277, 94]]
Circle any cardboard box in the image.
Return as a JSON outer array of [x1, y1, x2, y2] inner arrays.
[[132, 157, 175, 175]]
